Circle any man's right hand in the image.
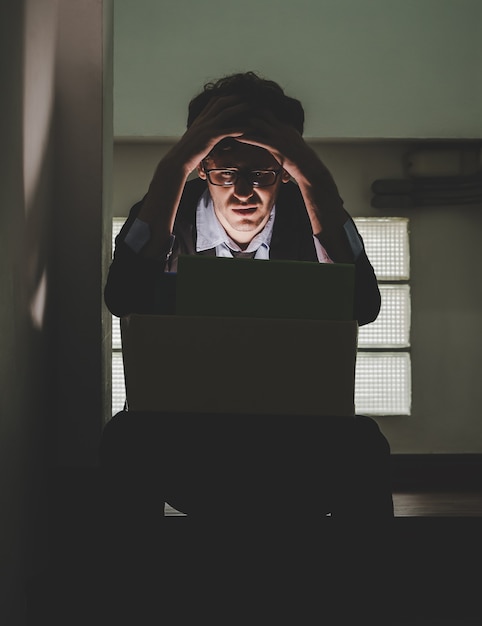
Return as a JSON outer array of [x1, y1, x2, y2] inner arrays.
[[169, 95, 255, 176]]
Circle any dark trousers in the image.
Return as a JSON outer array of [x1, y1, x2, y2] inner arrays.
[[97, 412, 394, 624], [99, 410, 393, 521]]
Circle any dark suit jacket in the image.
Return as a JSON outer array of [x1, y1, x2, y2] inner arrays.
[[105, 179, 381, 325]]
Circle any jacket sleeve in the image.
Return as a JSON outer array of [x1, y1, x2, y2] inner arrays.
[[316, 216, 381, 327], [353, 245, 381, 327], [104, 200, 175, 318], [105, 180, 205, 317], [345, 218, 381, 327], [277, 182, 380, 327]]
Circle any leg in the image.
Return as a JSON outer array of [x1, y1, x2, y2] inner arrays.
[[268, 414, 393, 519], [98, 411, 257, 521], [99, 411, 167, 531], [327, 414, 394, 518]]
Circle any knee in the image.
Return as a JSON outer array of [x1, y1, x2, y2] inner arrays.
[[99, 410, 138, 466], [101, 410, 130, 444], [353, 415, 391, 456], [102, 410, 131, 435]]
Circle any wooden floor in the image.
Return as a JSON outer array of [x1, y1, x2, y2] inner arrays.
[[394, 490, 482, 517], [165, 490, 482, 517]]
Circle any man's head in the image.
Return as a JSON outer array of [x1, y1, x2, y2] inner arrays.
[[187, 71, 304, 134], [191, 72, 301, 247]]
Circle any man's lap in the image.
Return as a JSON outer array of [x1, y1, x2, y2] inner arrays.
[[99, 410, 391, 514], [100, 410, 387, 464]]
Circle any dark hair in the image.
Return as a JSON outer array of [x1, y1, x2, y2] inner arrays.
[[187, 71, 304, 134]]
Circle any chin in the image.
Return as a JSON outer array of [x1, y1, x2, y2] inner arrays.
[[232, 223, 260, 233]]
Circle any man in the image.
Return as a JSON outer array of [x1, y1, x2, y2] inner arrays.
[[101, 72, 393, 520]]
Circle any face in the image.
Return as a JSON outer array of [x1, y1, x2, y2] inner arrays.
[[197, 141, 290, 248]]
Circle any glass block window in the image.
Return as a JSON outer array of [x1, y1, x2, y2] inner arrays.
[[112, 351, 126, 415], [111, 218, 127, 415], [355, 353, 411, 415], [354, 217, 410, 280], [353, 217, 411, 416], [358, 285, 411, 348]]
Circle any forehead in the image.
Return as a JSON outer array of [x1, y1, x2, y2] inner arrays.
[[206, 140, 278, 169]]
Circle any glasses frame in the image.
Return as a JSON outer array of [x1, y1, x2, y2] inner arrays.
[[202, 164, 282, 188]]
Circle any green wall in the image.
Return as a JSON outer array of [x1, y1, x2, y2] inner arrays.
[[114, 0, 482, 139]]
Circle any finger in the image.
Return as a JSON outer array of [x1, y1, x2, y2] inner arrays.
[[234, 134, 284, 163], [235, 128, 280, 151]]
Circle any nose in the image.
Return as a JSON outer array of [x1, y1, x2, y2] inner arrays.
[[233, 175, 255, 201]]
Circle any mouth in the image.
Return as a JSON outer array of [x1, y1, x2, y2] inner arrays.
[[231, 206, 257, 214]]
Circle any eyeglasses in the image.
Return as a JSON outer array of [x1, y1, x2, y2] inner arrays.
[[203, 166, 282, 187]]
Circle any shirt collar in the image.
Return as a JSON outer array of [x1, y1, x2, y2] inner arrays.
[[196, 189, 276, 254]]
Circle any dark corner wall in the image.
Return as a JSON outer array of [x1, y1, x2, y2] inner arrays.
[[0, 1, 112, 622]]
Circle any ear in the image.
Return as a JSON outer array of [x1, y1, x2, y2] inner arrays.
[[281, 169, 291, 183], [197, 162, 207, 180]]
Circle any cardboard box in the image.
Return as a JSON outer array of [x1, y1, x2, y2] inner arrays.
[[121, 314, 358, 417]]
